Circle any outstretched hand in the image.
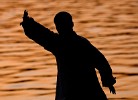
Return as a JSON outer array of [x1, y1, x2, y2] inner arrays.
[[23, 10, 29, 19], [109, 85, 116, 94], [20, 10, 29, 25]]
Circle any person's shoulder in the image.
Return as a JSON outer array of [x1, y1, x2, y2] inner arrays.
[[77, 35, 91, 43], [77, 35, 86, 40], [77, 35, 98, 50]]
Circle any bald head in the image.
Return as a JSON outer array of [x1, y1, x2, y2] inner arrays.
[[54, 11, 74, 34]]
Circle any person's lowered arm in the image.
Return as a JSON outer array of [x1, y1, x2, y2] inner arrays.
[[93, 47, 116, 94]]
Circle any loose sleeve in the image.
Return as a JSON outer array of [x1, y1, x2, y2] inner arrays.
[[93, 48, 116, 87], [86, 41, 116, 87], [81, 38, 116, 87], [21, 17, 58, 52]]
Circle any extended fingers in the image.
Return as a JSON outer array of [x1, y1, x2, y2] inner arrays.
[[23, 10, 28, 17], [109, 86, 116, 94]]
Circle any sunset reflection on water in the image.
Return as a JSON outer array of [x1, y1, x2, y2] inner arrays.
[[0, 0, 138, 100]]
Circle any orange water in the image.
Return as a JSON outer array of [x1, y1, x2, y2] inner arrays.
[[0, 0, 138, 100]]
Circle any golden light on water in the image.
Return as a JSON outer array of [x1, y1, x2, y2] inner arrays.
[[0, 0, 138, 100]]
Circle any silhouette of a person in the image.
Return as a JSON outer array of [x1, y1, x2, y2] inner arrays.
[[20, 10, 116, 100]]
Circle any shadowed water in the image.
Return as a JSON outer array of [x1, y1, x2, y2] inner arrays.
[[0, 0, 138, 100]]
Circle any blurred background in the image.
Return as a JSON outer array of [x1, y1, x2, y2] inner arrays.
[[0, 0, 138, 100]]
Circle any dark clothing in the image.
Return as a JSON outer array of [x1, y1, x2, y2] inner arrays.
[[21, 18, 116, 100]]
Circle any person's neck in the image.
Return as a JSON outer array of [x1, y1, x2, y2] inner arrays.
[[59, 29, 76, 38]]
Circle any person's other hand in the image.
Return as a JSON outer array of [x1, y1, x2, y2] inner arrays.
[[109, 85, 116, 94]]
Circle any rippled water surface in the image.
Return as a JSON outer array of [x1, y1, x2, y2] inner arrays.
[[0, 0, 138, 100]]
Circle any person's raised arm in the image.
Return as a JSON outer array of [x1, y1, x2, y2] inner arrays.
[[20, 10, 57, 51]]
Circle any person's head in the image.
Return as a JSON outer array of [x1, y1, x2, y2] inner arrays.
[[54, 11, 74, 35]]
